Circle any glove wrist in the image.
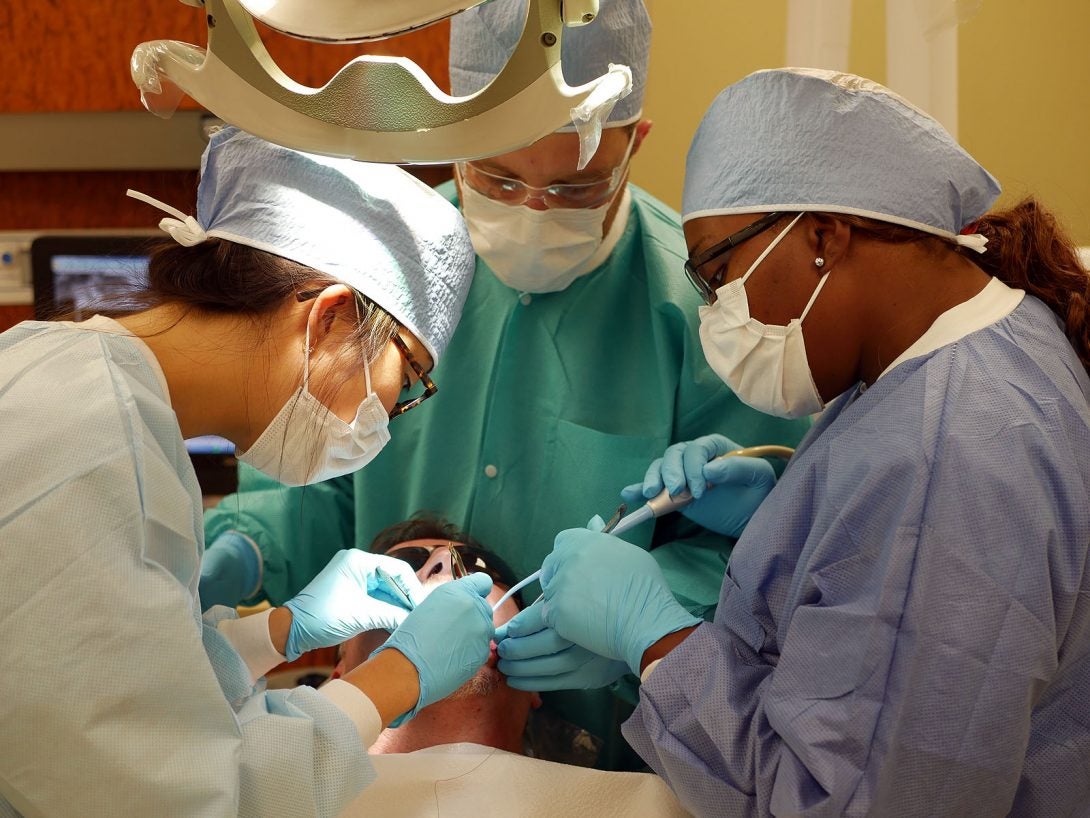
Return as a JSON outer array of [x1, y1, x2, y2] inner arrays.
[[625, 612, 701, 677], [281, 598, 311, 662]]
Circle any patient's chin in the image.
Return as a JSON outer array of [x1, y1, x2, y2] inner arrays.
[[448, 665, 504, 699]]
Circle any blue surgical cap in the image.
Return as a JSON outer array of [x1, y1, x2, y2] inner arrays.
[[683, 68, 1001, 249], [192, 127, 474, 363], [450, 0, 650, 130]]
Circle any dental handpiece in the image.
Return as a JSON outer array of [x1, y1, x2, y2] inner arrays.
[[608, 445, 795, 535], [490, 445, 795, 612]]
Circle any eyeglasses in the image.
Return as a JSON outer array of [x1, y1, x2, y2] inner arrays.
[[684, 211, 787, 304], [385, 541, 506, 587], [295, 287, 437, 420], [456, 129, 636, 210], [388, 334, 437, 419]]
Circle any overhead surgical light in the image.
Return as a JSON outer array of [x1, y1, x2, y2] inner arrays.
[[131, 0, 632, 168]]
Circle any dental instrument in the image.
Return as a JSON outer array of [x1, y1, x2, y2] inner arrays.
[[491, 446, 794, 612], [610, 445, 795, 536], [376, 566, 416, 612], [449, 542, 470, 580]]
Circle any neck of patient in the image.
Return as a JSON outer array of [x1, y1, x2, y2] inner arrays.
[[370, 697, 526, 755]]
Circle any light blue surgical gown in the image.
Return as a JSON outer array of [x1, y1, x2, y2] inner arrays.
[[624, 295, 1090, 817], [0, 322, 373, 818]]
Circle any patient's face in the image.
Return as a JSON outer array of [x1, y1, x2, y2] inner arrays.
[[336, 538, 521, 686]]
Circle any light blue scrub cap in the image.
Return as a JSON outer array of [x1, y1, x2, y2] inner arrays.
[[683, 68, 1001, 251], [136, 127, 474, 363], [449, 0, 651, 130]]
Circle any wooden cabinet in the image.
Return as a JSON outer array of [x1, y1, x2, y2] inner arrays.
[[0, 2, 453, 308]]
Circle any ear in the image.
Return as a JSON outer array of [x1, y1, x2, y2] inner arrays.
[[805, 213, 852, 272], [631, 119, 653, 156], [307, 283, 356, 349]]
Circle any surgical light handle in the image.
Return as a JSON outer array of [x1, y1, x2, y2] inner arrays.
[[491, 445, 795, 612]]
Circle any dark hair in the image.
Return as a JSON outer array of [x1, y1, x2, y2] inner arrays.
[[368, 512, 523, 607], [106, 238, 402, 366], [833, 199, 1090, 376], [92, 238, 405, 483], [970, 199, 1089, 374]]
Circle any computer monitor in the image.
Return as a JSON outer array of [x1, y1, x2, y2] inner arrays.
[[30, 235, 238, 496]]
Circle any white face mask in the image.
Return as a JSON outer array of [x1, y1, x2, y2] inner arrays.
[[698, 213, 829, 419], [458, 174, 626, 294], [237, 325, 391, 486]]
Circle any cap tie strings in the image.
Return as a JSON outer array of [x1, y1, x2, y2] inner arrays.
[[126, 189, 209, 247]]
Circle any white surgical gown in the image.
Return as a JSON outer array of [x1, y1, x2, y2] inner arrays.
[[0, 321, 375, 817], [624, 293, 1090, 816]]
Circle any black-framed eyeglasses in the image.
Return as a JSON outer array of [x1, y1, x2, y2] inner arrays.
[[389, 334, 437, 419], [683, 211, 786, 304], [295, 287, 437, 420]]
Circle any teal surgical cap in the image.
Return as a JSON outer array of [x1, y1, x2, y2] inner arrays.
[[450, 0, 650, 130], [683, 68, 1001, 251], [134, 127, 475, 363]]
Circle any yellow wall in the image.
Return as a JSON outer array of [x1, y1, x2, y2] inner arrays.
[[633, 0, 1090, 244]]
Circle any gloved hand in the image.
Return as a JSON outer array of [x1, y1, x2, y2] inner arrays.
[[372, 573, 494, 724], [282, 549, 424, 661], [539, 529, 701, 676], [496, 599, 628, 691], [199, 531, 262, 611], [622, 434, 776, 538]]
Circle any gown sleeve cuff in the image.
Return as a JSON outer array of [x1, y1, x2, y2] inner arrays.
[[640, 658, 663, 684], [319, 679, 383, 748], [216, 608, 287, 684]]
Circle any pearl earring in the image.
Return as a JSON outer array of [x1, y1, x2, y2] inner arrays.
[[814, 257, 825, 268]]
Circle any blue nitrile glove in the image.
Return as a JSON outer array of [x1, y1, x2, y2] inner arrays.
[[496, 598, 628, 691], [621, 434, 777, 538], [539, 529, 701, 676], [282, 549, 424, 661], [199, 531, 262, 611], [371, 573, 494, 724]]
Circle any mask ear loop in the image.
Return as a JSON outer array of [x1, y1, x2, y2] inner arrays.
[[302, 322, 313, 394], [608, 126, 640, 191], [740, 213, 805, 287], [351, 288, 375, 397], [799, 269, 833, 323]]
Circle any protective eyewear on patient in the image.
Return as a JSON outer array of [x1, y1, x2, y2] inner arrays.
[[385, 542, 505, 585], [684, 211, 787, 304], [457, 129, 636, 209]]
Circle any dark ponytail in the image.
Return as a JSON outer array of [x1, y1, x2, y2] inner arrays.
[[96, 238, 400, 366], [965, 198, 1090, 375], [837, 201, 1090, 377]]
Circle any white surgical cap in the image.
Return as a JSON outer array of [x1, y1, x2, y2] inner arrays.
[[449, 0, 651, 131], [136, 127, 475, 364], [683, 68, 1001, 252]]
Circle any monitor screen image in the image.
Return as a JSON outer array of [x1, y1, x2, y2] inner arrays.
[[49, 253, 149, 321]]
